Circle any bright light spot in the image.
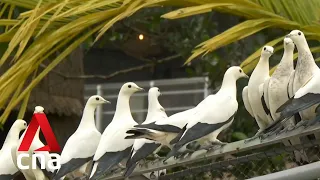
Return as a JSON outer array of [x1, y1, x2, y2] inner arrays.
[[138, 34, 144, 40]]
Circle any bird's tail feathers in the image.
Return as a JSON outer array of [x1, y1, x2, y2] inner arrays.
[[164, 147, 178, 162], [125, 128, 157, 141], [124, 162, 137, 178], [169, 124, 187, 145], [276, 97, 293, 113], [276, 94, 320, 120]]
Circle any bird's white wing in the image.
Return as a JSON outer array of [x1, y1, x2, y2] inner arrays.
[[295, 74, 319, 98], [61, 130, 101, 163], [263, 77, 271, 110], [156, 108, 195, 128], [0, 145, 18, 175], [0, 146, 19, 180], [54, 130, 101, 179], [287, 70, 295, 98], [242, 86, 254, 117], [94, 123, 135, 161], [166, 95, 238, 159], [124, 138, 161, 177], [188, 94, 238, 127], [10, 144, 18, 169], [90, 122, 136, 179]]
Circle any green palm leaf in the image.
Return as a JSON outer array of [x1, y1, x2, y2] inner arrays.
[[161, 0, 320, 73]]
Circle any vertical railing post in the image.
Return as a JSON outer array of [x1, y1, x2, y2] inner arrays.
[[204, 77, 209, 98], [96, 84, 103, 132], [150, 80, 154, 88]]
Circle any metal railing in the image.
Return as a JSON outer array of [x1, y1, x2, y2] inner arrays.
[[84, 77, 210, 132], [103, 120, 320, 180], [83, 78, 320, 180]]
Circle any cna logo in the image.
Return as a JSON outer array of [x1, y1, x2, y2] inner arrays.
[[17, 112, 62, 170]]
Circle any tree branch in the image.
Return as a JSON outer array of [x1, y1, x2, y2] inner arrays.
[[40, 54, 181, 80]]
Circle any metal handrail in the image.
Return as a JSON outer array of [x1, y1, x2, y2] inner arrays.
[[84, 77, 209, 131], [104, 124, 320, 180]]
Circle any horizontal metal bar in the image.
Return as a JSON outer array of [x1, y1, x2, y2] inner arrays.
[[84, 89, 205, 100], [104, 123, 320, 180], [102, 106, 195, 115], [160, 139, 320, 180], [84, 77, 207, 90], [247, 160, 320, 180]]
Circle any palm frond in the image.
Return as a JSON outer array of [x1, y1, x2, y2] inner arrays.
[[161, 0, 320, 73], [0, 0, 172, 124]]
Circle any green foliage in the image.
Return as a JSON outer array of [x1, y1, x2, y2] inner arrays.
[[232, 131, 248, 140]]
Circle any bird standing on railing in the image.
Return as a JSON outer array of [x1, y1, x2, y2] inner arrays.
[[13, 106, 54, 180], [163, 66, 248, 161], [263, 30, 320, 133], [0, 119, 27, 180], [261, 37, 308, 163], [89, 82, 144, 180], [242, 46, 274, 140], [124, 87, 168, 177], [53, 95, 110, 180]]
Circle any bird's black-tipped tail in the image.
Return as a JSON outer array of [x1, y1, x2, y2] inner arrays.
[[36, 157, 55, 179], [260, 93, 320, 135], [165, 140, 188, 162], [170, 125, 187, 145], [125, 128, 155, 140], [53, 157, 92, 180], [125, 142, 161, 177], [276, 93, 320, 120], [124, 163, 137, 178], [89, 146, 132, 180], [164, 147, 179, 162]]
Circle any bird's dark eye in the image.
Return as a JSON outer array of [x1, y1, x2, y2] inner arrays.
[[239, 69, 242, 73], [96, 97, 99, 101], [160, 172, 165, 176], [128, 85, 131, 88], [298, 32, 301, 36], [158, 89, 160, 92], [24, 123, 27, 126], [263, 47, 266, 50]]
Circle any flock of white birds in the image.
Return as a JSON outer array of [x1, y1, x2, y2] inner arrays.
[[1, 29, 320, 180]]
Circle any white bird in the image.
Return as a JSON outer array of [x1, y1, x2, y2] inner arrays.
[[14, 106, 54, 180], [53, 95, 110, 180], [164, 66, 248, 160], [243, 46, 274, 135], [124, 87, 168, 177], [0, 120, 27, 180], [264, 37, 308, 163], [266, 38, 295, 121], [89, 82, 144, 180], [265, 30, 320, 146], [288, 30, 319, 122]]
